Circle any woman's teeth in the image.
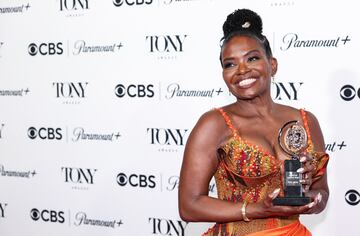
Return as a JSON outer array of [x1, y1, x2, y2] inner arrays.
[[239, 78, 256, 87]]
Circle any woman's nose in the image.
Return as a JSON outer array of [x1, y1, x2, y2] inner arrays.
[[237, 62, 250, 74]]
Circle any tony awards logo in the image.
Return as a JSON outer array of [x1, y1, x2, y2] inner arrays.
[[273, 120, 311, 206]]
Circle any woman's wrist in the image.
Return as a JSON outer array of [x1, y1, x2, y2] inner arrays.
[[241, 201, 251, 222], [242, 202, 267, 221]]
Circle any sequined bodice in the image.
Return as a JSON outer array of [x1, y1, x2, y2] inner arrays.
[[215, 136, 282, 204], [214, 108, 283, 204], [203, 108, 308, 236]]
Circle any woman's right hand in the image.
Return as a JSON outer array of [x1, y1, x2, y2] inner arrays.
[[247, 188, 322, 220]]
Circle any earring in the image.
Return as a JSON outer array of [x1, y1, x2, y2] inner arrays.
[[271, 76, 275, 84]]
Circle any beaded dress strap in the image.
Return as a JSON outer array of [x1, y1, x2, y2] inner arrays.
[[216, 108, 239, 138], [300, 109, 314, 149]]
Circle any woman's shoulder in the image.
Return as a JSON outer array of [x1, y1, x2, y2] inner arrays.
[[196, 107, 228, 129], [275, 104, 317, 120], [276, 104, 325, 151], [190, 107, 232, 140]]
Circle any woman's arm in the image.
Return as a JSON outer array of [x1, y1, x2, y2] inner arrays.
[[178, 110, 246, 222], [178, 110, 318, 222], [301, 111, 330, 214]]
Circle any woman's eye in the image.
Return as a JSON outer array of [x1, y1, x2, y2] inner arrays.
[[223, 62, 234, 69], [248, 56, 260, 62]]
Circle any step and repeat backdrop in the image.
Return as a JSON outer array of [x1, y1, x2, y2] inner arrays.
[[0, 0, 359, 235]]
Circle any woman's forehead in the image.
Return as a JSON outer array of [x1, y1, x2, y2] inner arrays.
[[222, 35, 265, 55]]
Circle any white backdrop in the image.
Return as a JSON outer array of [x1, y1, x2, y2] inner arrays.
[[0, 0, 359, 235]]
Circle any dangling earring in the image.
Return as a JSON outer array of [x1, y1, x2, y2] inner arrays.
[[271, 76, 275, 84]]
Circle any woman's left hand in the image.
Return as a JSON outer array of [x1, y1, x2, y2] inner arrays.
[[297, 153, 317, 192]]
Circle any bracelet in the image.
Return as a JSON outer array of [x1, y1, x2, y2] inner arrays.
[[241, 201, 251, 222]]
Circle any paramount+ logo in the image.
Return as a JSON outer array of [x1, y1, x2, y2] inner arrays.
[[30, 208, 65, 224], [28, 42, 63, 56]]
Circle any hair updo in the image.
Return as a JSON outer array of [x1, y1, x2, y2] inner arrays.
[[220, 9, 273, 60]]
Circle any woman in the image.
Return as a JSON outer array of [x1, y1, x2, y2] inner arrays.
[[178, 9, 329, 235]]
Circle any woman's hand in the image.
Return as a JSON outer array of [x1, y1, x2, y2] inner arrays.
[[298, 154, 317, 193], [248, 188, 322, 219]]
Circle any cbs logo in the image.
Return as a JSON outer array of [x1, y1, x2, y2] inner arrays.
[[345, 189, 360, 206], [115, 84, 154, 98], [117, 173, 156, 188], [28, 127, 63, 140], [340, 85, 360, 101], [113, 0, 153, 7], [28, 43, 63, 56], [30, 208, 65, 223]]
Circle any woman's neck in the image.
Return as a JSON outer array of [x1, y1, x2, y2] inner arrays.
[[233, 95, 276, 119]]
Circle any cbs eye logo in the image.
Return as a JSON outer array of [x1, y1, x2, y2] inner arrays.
[[30, 208, 65, 223], [116, 172, 156, 188], [340, 85, 360, 101], [345, 189, 360, 206], [113, 0, 153, 7], [113, 0, 124, 6], [27, 127, 63, 140], [28, 42, 63, 56], [115, 84, 154, 98], [30, 208, 41, 221]]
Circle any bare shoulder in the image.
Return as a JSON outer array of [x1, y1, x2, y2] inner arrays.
[[303, 109, 326, 152], [275, 104, 326, 152], [188, 108, 231, 148], [276, 103, 298, 113], [274, 103, 302, 120]]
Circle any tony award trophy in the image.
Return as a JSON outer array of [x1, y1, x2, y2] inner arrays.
[[273, 120, 311, 206]]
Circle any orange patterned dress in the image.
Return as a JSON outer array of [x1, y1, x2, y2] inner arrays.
[[203, 108, 328, 236]]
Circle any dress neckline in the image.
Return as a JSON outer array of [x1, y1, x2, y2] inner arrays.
[[216, 107, 313, 160]]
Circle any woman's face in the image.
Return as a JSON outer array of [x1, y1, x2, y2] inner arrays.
[[221, 35, 277, 100]]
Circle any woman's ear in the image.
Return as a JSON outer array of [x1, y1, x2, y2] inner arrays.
[[271, 57, 278, 76]]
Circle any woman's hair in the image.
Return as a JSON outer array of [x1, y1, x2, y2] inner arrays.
[[220, 9, 273, 60]]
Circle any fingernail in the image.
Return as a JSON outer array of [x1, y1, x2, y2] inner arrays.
[[317, 193, 322, 203], [297, 168, 304, 173], [271, 188, 281, 199], [307, 202, 315, 208], [300, 156, 307, 162]]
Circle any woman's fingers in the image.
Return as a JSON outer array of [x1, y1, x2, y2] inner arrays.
[[297, 160, 314, 192], [264, 188, 281, 207]]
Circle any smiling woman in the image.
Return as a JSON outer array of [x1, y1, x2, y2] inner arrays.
[[178, 8, 329, 236]]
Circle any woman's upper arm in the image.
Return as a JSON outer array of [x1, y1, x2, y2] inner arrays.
[[306, 111, 329, 191], [179, 110, 226, 201], [306, 110, 326, 153]]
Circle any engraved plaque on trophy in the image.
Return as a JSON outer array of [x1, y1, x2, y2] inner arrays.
[[273, 120, 311, 206]]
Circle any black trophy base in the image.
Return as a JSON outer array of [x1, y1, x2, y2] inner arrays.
[[273, 196, 311, 206]]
